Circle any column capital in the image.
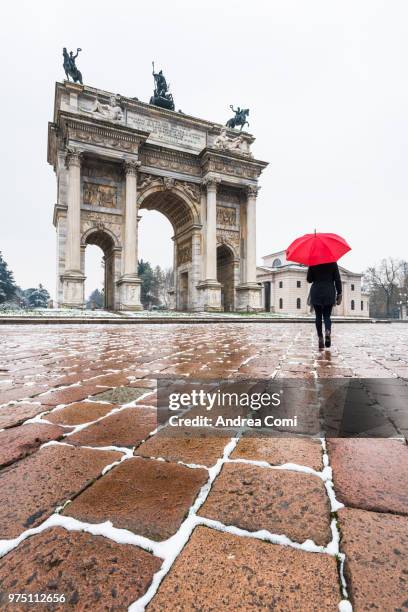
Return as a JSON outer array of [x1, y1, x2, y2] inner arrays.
[[65, 148, 83, 169], [246, 184, 260, 198], [202, 176, 221, 191], [124, 159, 141, 176]]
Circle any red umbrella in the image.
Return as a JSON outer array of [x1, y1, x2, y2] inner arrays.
[[286, 231, 351, 266]]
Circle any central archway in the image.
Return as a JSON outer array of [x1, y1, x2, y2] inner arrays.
[[137, 182, 200, 311]]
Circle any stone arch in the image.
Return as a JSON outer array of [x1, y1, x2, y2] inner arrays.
[[137, 184, 200, 232], [137, 184, 201, 312], [81, 225, 120, 249], [81, 228, 119, 310], [217, 243, 236, 312], [216, 237, 239, 261]]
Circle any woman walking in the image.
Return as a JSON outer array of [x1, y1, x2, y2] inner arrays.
[[307, 262, 342, 349]]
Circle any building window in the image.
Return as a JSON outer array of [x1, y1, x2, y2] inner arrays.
[[272, 258, 282, 268], [351, 284, 355, 291], [296, 298, 301, 309], [351, 300, 355, 310], [279, 281, 283, 288], [297, 280, 301, 288], [361, 301, 364, 310], [279, 298, 283, 309]]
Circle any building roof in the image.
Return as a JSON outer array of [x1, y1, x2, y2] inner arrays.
[[257, 262, 363, 278]]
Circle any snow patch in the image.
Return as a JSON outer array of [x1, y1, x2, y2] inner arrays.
[[338, 600, 353, 612]]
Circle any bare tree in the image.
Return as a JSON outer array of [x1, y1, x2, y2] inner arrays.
[[158, 268, 173, 308], [365, 258, 404, 317]]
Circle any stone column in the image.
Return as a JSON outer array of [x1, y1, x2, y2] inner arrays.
[[191, 230, 202, 311], [245, 185, 258, 284], [117, 159, 143, 310], [65, 150, 82, 273], [197, 176, 221, 311], [205, 177, 219, 281], [236, 184, 262, 311], [199, 186, 207, 281], [123, 160, 139, 276], [61, 149, 85, 308]]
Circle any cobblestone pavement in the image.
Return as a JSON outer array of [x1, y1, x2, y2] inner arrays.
[[0, 323, 407, 611]]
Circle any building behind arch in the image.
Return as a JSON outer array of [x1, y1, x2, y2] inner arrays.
[[257, 249, 370, 317]]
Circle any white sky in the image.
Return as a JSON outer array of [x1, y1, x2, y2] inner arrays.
[[0, 0, 407, 299]]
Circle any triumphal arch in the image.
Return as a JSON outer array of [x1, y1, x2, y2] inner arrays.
[[48, 80, 268, 311]]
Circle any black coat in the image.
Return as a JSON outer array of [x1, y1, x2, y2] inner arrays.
[[307, 262, 342, 306]]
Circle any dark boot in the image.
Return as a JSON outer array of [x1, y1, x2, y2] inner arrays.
[[325, 330, 331, 348], [318, 336, 324, 350]]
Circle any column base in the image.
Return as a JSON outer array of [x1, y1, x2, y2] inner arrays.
[[117, 275, 143, 311], [197, 279, 222, 311], [236, 283, 263, 312], [61, 271, 85, 309]]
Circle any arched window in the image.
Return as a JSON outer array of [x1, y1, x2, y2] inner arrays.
[[279, 298, 283, 309], [296, 298, 301, 309], [272, 258, 282, 268], [351, 300, 355, 310]]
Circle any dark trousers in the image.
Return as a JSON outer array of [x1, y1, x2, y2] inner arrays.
[[314, 304, 333, 336]]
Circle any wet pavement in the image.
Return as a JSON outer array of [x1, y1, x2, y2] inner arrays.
[[0, 322, 407, 610]]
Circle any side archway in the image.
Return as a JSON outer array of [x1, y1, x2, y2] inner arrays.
[[217, 243, 236, 312], [81, 228, 119, 309]]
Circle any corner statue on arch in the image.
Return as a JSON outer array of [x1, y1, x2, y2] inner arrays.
[[48, 72, 267, 312]]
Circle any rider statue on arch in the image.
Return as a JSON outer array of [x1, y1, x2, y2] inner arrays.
[[63, 47, 83, 84], [226, 105, 250, 131]]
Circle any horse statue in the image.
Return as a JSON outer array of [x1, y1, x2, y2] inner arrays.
[[63, 47, 83, 84], [226, 105, 249, 131]]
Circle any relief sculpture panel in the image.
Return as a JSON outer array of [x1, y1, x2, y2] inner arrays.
[[83, 182, 117, 209], [177, 240, 192, 266], [216, 205, 237, 227]]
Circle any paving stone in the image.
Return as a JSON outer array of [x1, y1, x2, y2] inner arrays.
[[44, 401, 115, 426], [66, 407, 156, 447], [0, 527, 161, 610], [198, 462, 331, 545], [0, 385, 49, 405], [0, 445, 121, 538], [135, 434, 229, 467], [64, 457, 208, 540], [91, 386, 152, 404], [148, 526, 340, 611], [0, 403, 44, 429], [39, 384, 105, 407], [328, 438, 408, 514], [338, 507, 408, 611], [129, 378, 157, 389], [89, 372, 134, 387], [0, 423, 64, 468], [230, 437, 323, 471]]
